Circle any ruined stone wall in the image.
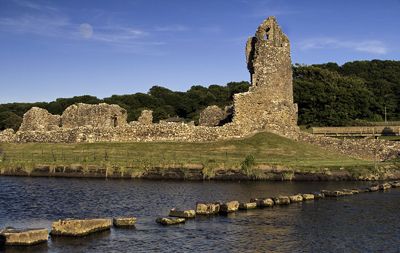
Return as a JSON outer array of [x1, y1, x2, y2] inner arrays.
[[61, 103, 127, 129], [232, 16, 298, 135], [19, 107, 61, 131]]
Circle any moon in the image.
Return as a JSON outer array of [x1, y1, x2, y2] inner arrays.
[[79, 23, 93, 39]]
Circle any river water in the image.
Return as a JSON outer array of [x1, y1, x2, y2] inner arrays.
[[0, 177, 399, 253]]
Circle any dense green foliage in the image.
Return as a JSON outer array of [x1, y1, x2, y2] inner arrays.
[[295, 60, 400, 126], [0, 60, 399, 130]]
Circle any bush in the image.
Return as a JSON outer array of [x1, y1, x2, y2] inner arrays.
[[241, 154, 256, 175]]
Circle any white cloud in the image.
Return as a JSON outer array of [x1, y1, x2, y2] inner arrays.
[[298, 37, 388, 55], [79, 23, 93, 39]]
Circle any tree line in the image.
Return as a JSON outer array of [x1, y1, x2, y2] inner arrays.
[[1, 60, 399, 131]]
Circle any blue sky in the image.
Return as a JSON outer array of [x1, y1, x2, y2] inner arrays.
[[0, 0, 399, 103]]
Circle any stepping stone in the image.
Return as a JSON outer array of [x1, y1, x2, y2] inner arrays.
[[312, 192, 325, 199], [239, 202, 257, 210], [113, 217, 137, 227], [289, 194, 303, 203], [302, 194, 315, 200], [251, 198, 274, 207], [273, 196, 290, 205], [50, 218, 112, 236], [321, 190, 346, 197], [219, 201, 239, 214], [390, 181, 400, 188], [368, 185, 379, 192], [169, 209, 196, 218], [379, 183, 392, 191], [195, 202, 220, 215], [156, 217, 185, 226], [0, 228, 48, 246]]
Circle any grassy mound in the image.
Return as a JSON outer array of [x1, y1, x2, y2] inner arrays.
[[0, 132, 373, 173]]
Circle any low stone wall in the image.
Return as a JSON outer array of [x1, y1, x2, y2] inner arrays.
[[299, 132, 400, 161], [3, 122, 245, 143]]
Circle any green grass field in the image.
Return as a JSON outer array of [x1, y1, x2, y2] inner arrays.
[[0, 132, 376, 174]]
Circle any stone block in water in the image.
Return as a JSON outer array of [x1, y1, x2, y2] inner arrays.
[[169, 208, 196, 218], [379, 183, 391, 191], [195, 202, 220, 215], [239, 202, 257, 210], [273, 196, 290, 205], [0, 228, 48, 246], [289, 194, 303, 203], [251, 198, 274, 207], [302, 194, 315, 200], [219, 201, 240, 214], [113, 217, 137, 227], [50, 218, 112, 236], [156, 217, 185, 226]]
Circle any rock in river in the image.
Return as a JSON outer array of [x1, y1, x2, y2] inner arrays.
[[302, 194, 315, 200], [50, 218, 112, 236], [113, 217, 137, 227], [251, 198, 274, 208], [390, 181, 400, 188], [289, 194, 303, 203], [273, 196, 291, 205], [220, 201, 240, 214], [196, 202, 220, 215], [169, 208, 196, 218], [239, 202, 257, 210], [0, 228, 48, 246], [379, 183, 392, 191], [156, 217, 185, 226]]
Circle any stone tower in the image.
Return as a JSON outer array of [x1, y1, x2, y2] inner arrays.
[[232, 16, 299, 136]]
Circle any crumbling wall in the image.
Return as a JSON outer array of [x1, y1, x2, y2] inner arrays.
[[19, 107, 61, 131], [137, 110, 153, 125], [199, 105, 225, 127], [232, 16, 298, 135], [61, 103, 127, 129]]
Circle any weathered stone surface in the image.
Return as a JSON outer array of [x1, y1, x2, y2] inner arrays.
[[321, 190, 346, 197], [273, 196, 290, 205], [62, 103, 127, 129], [138, 110, 153, 125], [368, 185, 380, 192], [0, 129, 16, 143], [169, 208, 196, 218], [0, 228, 48, 246], [313, 192, 325, 199], [251, 198, 274, 207], [239, 202, 257, 210], [232, 16, 299, 136], [199, 105, 226, 127], [390, 181, 400, 188], [113, 217, 137, 227], [219, 201, 240, 214], [156, 217, 185, 226], [302, 194, 315, 200], [19, 107, 60, 131], [379, 183, 392, 190], [195, 202, 220, 215], [50, 218, 112, 236], [289, 194, 303, 203]]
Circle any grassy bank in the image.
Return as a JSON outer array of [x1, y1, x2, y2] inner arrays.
[[0, 132, 383, 176]]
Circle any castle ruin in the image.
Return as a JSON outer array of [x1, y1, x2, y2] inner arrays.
[[0, 17, 399, 161]]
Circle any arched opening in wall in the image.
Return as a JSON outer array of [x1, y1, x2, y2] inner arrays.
[[264, 27, 270, 41], [112, 116, 118, 127]]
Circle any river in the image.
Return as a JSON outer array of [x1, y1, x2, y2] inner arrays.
[[0, 177, 399, 252]]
